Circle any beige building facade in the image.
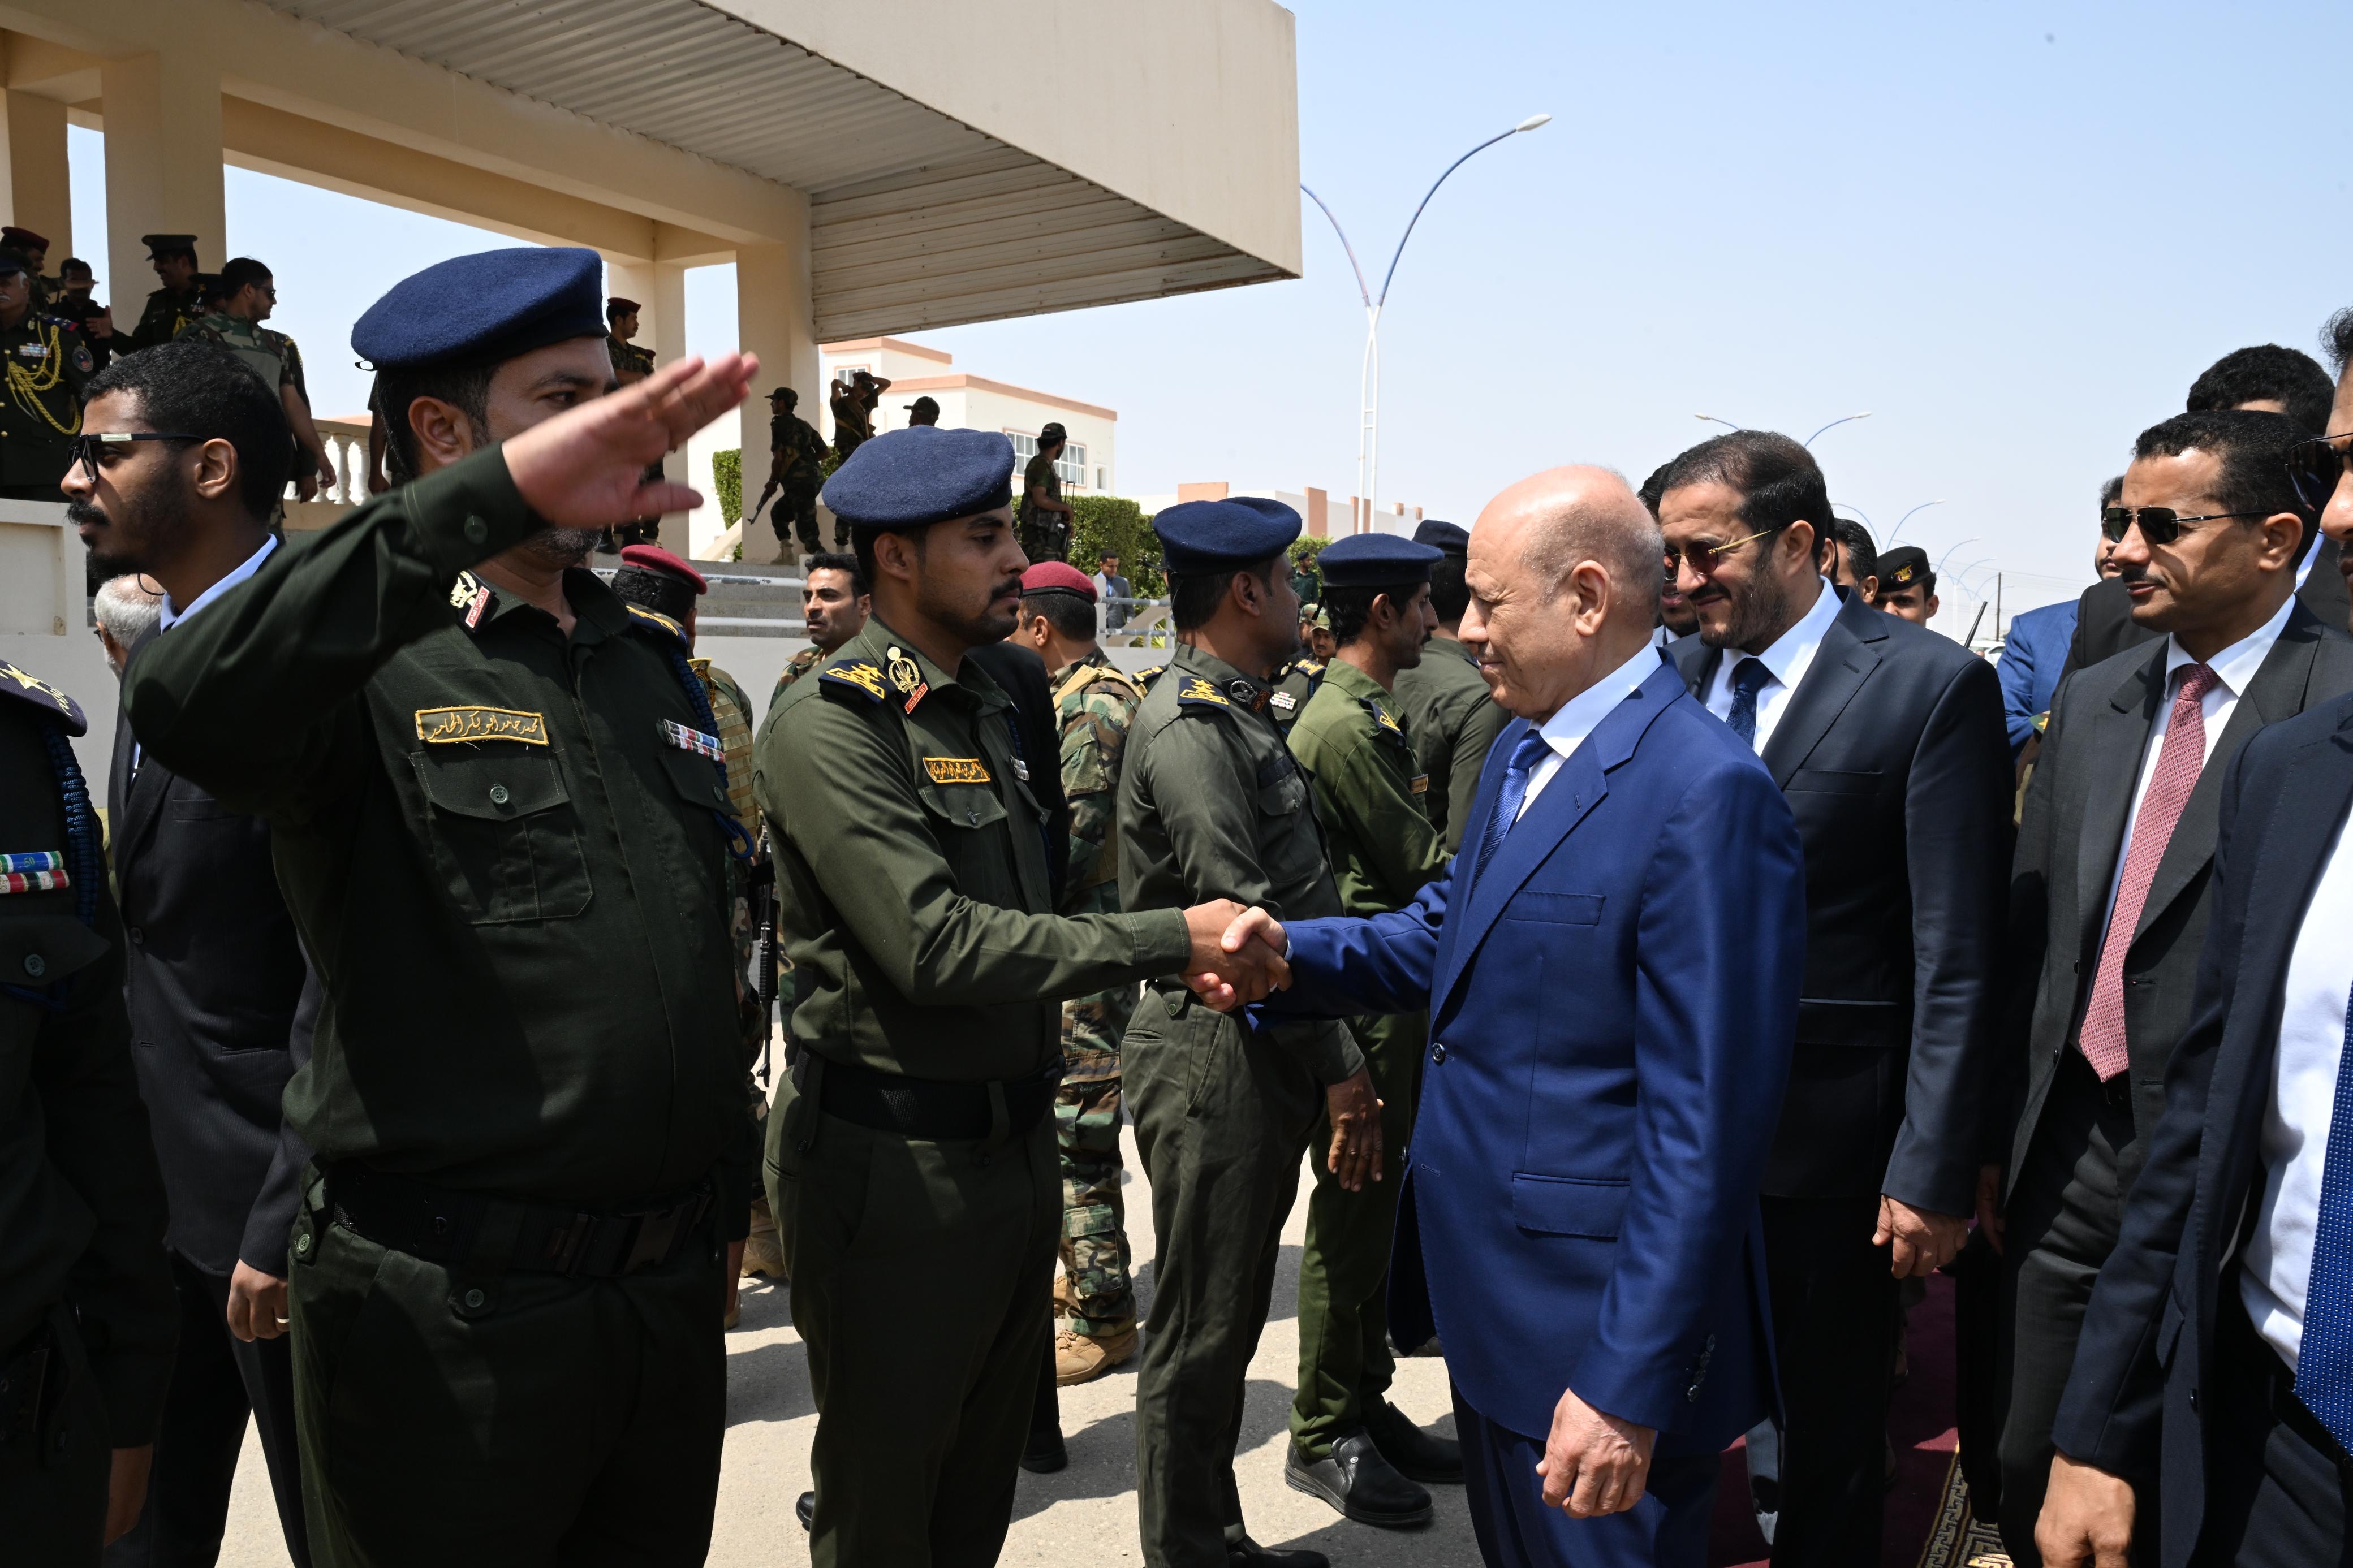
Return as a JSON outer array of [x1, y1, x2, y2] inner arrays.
[[821, 336, 1117, 495]]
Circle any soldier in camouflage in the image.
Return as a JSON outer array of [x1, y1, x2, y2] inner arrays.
[[1012, 561, 1145, 1385]]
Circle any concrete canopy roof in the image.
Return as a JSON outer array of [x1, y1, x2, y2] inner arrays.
[[256, 0, 1303, 339]]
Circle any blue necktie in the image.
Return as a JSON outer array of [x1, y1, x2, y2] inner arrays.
[[2295, 982, 2353, 1450], [1726, 656, 1770, 747], [1477, 730, 1554, 876]]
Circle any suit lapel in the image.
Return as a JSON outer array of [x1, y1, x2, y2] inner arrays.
[[1758, 597, 1886, 786], [2135, 612, 2322, 943], [113, 628, 174, 869], [2072, 646, 2166, 952]]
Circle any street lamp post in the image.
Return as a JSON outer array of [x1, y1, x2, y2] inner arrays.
[[1886, 499, 1947, 544], [1694, 412, 1872, 447], [1303, 113, 1550, 533]]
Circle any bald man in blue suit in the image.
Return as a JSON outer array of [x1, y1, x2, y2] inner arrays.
[[1218, 467, 1805, 1567]]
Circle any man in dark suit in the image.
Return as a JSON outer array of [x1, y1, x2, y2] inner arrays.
[[2066, 346, 2349, 675], [1992, 409, 2353, 1566], [72, 360, 314, 1566], [1226, 465, 1806, 1566], [2035, 310, 2353, 1568], [1660, 431, 2012, 1567]]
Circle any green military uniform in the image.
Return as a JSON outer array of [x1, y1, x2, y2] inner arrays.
[[0, 309, 90, 499], [1283, 658, 1447, 1462], [1391, 633, 1509, 854], [768, 412, 828, 556], [0, 660, 176, 1564], [174, 310, 305, 400], [122, 448, 755, 1565], [756, 616, 1191, 1566], [50, 292, 112, 375], [1118, 640, 1364, 1565], [1266, 656, 1325, 736], [127, 286, 201, 354], [695, 656, 765, 1061], [1046, 649, 1144, 1342], [1017, 450, 1068, 563], [606, 335, 655, 380]]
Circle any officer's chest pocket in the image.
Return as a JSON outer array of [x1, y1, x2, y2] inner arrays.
[[411, 751, 593, 925], [916, 780, 1011, 883], [1253, 751, 1311, 817]]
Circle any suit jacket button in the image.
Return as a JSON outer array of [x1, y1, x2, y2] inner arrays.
[[21, 953, 44, 978], [128, 926, 143, 945], [2189, 1388, 2199, 1411], [1431, 1043, 1447, 1064]]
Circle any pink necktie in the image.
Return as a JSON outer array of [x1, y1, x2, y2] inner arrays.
[[2077, 663, 2220, 1081]]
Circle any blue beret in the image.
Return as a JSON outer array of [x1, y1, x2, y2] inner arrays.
[[353, 247, 609, 372], [821, 425, 1016, 531], [1413, 519, 1470, 556], [1153, 498, 1300, 576], [1317, 532, 1443, 589]]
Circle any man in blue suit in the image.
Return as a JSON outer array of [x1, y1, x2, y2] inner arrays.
[[1216, 466, 1807, 1566]]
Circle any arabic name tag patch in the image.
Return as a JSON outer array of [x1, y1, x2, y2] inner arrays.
[[1410, 774, 1430, 795], [923, 757, 993, 785], [415, 707, 550, 747], [662, 719, 726, 761], [0, 850, 67, 895]]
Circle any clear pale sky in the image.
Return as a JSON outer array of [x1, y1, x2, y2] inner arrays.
[[64, 2, 2353, 624]]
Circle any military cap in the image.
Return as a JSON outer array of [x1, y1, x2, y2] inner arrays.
[[767, 386, 795, 401], [1021, 560, 1097, 601], [1317, 532, 1442, 589], [1152, 497, 1299, 576], [0, 249, 31, 279], [141, 233, 198, 258], [1229, 495, 1302, 530], [820, 425, 1016, 532], [1875, 545, 1931, 591], [606, 296, 641, 314], [904, 395, 940, 421], [0, 226, 47, 253], [1310, 606, 1333, 631], [1038, 421, 1067, 445], [611, 542, 708, 625], [351, 247, 607, 372], [1413, 518, 1471, 556]]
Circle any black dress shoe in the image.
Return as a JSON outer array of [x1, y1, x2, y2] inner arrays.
[[1226, 1535, 1329, 1567], [795, 1491, 814, 1531], [1284, 1432, 1433, 1527], [1020, 1424, 1067, 1474], [1363, 1398, 1464, 1484]]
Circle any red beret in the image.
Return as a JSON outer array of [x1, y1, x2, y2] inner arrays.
[[618, 542, 706, 594], [1021, 560, 1097, 601]]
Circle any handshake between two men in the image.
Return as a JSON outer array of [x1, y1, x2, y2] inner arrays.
[[1174, 901, 1386, 1197]]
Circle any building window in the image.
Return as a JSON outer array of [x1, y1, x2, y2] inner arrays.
[[1009, 431, 1088, 489]]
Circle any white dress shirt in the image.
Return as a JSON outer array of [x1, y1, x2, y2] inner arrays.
[[1515, 642, 1664, 821], [2099, 594, 2294, 932], [2242, 805, 2353, 1365], [158, 534, 278, 631], [1702, 576, 1842, 755]]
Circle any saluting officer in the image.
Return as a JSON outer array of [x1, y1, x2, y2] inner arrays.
[[0, 247, 92, 500], [117, 246, 760, 1565], [1280, 532, 1462, 1528], [753, 425, 1281, 1565], [1117, 497, 1384, 1568], [0, 657, 176, 1563], [1390, 519, 1509, 852]]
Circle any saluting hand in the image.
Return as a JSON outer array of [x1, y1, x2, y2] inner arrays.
[[504, 352, 758, 526], [1181, 900, 1290, 1008]]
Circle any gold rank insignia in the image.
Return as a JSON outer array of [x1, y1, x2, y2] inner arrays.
[[1373, 703, 1405, 738], [415, 707, 550, 746], [449, 571, 493, 630], [626, 603, 685, 642], [1176, 676, 1231, 707], [821, 661, 887, 702], [0, 658, 84, 732], [1410, 774, 1430, 794], [923, 756, 993, 785], [886, 646, 929, 715]]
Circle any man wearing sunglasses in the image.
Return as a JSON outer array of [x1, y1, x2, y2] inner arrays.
[[1659, 430, 2011, 1568], [172, 257, 336, 503], [1998, 408, 2353, 1567]]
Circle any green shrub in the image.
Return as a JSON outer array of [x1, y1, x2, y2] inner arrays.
[[713, 448, 742, 525], [1070, 495, 1165, 595]]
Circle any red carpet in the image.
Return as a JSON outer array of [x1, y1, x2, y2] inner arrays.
[[1708, 1272, 1994, 1567]]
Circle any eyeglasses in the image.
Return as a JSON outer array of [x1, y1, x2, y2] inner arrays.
[[70, 431, 201, 482], [2098, 506, 2269, 546], [2287, 433, 2353, 514], [1664, 526, 1779, 576]]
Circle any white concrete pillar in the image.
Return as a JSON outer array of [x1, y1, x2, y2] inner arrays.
[[99, 51, 226, 324], [0, 92, 72, 261], [647, 261, 692, 554], [735, 227, 816, 565]]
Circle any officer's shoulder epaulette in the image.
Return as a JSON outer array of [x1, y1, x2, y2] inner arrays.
[[447, 570, 494, 632], [818, 657, 889, 705], [624, 602, 689, 647], [1360, 696, 1410, 744], [1133, 664, 1167, 691], [1292, 659, 1327, 678], [1174, 674, 1237, 712], [0, 658, 87, 736]]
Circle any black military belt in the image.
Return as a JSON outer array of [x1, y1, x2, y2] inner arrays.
[[793, 1052, 1061, 1142], [326, 1164, 713, 1280]]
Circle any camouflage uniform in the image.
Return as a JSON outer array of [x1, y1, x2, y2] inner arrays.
[[1050, 649, 1143, 1338], [771, 645, 824, 711]]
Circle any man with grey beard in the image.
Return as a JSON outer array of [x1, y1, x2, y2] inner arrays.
[[111, 248, 764, 1565]]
